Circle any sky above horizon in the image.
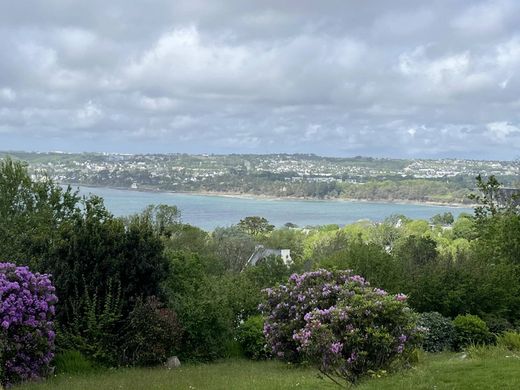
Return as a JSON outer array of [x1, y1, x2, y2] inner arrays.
[[1, 1, 520, 160]]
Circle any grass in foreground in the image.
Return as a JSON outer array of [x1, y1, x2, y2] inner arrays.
[[16, 360, 329, 390], [15, 347, 520, 390], [358, 347, 520, 390]]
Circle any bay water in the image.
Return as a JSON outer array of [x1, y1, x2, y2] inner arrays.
[[70, 186, 473, 231]]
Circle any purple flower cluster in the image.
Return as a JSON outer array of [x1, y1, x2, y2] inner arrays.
[[0, 262, 57, 386], [261, 269, 420, 384]]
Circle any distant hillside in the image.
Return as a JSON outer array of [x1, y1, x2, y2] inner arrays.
[[1, 151, 518, 204]]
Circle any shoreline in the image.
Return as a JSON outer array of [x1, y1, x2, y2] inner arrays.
[[62, 182, 475, 209]]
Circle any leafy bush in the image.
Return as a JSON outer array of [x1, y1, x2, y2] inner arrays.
[[0, 263, 57, 386], [453, 314, 494, 351], [260, 269, 421, 384], [497, 331, 520, 351], [44, 198, 169, 325], [236, 315, 267, 360], [59, 282, 123, 366], [483, 315, 513, 334], [418, 312, 455, 352], [121, 296, 182, 366], [164, 251, 234, 361]]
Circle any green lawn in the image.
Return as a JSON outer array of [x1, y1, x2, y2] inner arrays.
[[15, 348, 520, 390]]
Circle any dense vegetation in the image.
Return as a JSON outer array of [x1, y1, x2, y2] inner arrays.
[[1, 157, 519, 388]]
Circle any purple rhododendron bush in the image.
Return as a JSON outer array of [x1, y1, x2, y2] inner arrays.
[[0, 263, 57, 387], [260, 269, 421, 385]]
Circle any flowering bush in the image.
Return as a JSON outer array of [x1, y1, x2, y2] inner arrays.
[[0, 262, 57, 386], [260, 269, 421, 384]]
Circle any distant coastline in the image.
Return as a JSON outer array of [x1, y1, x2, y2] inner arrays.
[[61, 182, 475, 209]]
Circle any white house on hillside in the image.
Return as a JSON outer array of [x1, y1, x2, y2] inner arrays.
[[246, 245, 292, 267]]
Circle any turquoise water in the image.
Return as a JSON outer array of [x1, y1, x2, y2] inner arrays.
[[72, 186, 473, 231]]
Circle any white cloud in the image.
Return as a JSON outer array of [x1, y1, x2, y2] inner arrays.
[[452, 0, 512, 35], [75, 101, 103, 128], [486, 121, 520, 142], [0, 88, 16, 101]]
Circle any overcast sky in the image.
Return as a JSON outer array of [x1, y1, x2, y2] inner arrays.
[[1, 1, 520, 159]]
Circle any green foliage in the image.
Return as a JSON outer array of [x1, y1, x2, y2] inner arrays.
[[212, 226, 256, 272], [483, 314, 514, 334], [394, 235, 438, 267], [238, 216, 274, 236], [164, 251, 234, 361], [59, 282, 123, 366], [452, 314, 494, 351], [131, 204, 181, 235], [53, 351, 98, 375], [418, 312, 455, 352], [496, 331, 520, 351], [164, 223, 212, 257], [430, 212, 454, 226], [367, 221, 401, 251], [469, 175, 520, 265], [318, 239, 400, 292], [121, 296, 182, 366], [0, 157, 79, 268], [402, 220, 430, 237], [219, 257, 291, 330], [452, 214, 476, 240], [236, 316, 267, 360], [43, 196, 169, 323], [470, 175, 506, 219], [242, 256, 292, 292], [308, 229, 349, 263]]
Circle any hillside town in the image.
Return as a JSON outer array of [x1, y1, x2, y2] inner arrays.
[[2, 151, 518, 189]]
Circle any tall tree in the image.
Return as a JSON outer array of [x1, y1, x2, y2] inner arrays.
[[238, 216, 275, 235]]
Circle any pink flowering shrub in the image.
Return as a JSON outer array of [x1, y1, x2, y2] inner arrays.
[[0, 263, 57, 387], [260, 269, 421, 384]]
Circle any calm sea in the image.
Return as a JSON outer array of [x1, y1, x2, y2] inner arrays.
[[70, 186, 473, 231]]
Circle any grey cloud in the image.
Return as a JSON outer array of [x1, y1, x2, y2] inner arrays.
[[0, 0, 519, 159]]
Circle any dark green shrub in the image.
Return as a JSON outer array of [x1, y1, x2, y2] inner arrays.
[[44, 198, 169, 324], [483, 315, 513, 334], [236, 315, 267, 360], [122, 297, 182, 366], [59, 283, 123, 366], [418, 312, 455, 352], [121, 296, 182, 366], [453, 314, 494, 350]]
